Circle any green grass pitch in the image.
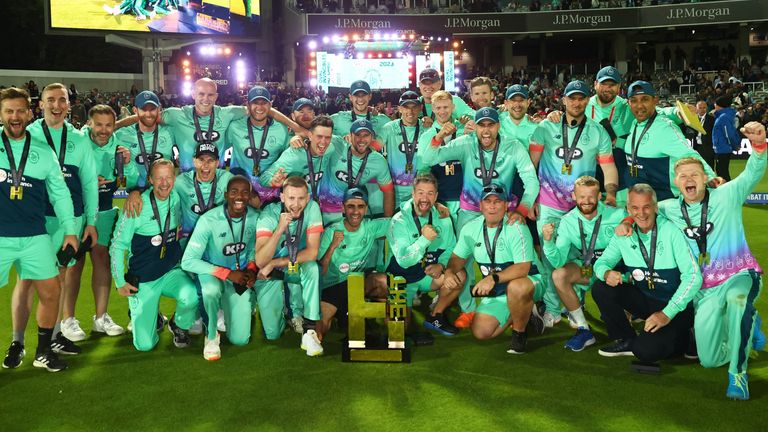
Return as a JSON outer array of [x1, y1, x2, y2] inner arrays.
[[1, 160, 766, 431]]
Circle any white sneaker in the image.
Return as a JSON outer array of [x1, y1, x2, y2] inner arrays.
[[300, 330, 323, 357], [188, 318, 203, 336], [542, 312, 562, 329], [93, 313, 125, 336], [429, 294, 440, 311], [290, 316, 304, 334], [61, 317, 86, 342], [216, 310, 227, 332], [127, 320, 132, 332], [203, 333, 221, 361]]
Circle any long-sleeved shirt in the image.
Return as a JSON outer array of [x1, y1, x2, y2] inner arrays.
[[712, 107, 741, 155]]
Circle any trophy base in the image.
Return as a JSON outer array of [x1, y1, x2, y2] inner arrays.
[[342, 346, 411, 363]]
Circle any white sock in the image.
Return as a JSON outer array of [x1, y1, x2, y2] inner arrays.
[[569, 307, 589, 330]]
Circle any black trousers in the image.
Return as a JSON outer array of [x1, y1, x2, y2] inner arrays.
[[714, 153, 731, 181], [592, 280, 693, 362]]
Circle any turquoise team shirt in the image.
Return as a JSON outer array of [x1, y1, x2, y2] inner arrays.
[[223, 117, 290, 203], [530, 118, 612, 212], [114, 124, 175, 190], [543, 202, 627, 269], [617, 114, 715, 201], [28, 119, 99, 225], [379, 119, 430, 205], [419, 134, 539, 212], [331, 110, 391, 138], [658, 150, 766, 289], [323, 143, 393, 214], [319, 217, 390, 289], [182, 205, 259, 274], [594, 215, 702, 319], [0, 130, 75, 237], [418, 121, 466, 203], [420, 95, 476, 120], [256, 200, 324, 259], [162, 105, 247, 172], [174, 169, 233, 241], [110, 189, 182, 287], [386, 199, 456, 282], [500, 114, 538, 144], [82, 126, 139, 212], [453, 216, 535, 296]]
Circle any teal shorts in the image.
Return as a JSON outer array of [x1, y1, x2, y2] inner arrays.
[[476, 274, 544, 325], [45, 215, 85, 267], [95, 208, 118, 247], [0, 235, 59, 286], [405, 275, 434, 307]]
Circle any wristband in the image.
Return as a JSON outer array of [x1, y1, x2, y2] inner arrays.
[[621, 216, 635, 225], [752, 140, 767, 152], [431, 136, 442, 147]]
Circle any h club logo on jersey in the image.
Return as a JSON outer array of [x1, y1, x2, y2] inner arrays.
[[222, 242, 246, 256]]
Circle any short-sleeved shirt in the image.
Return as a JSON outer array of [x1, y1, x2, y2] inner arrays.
[[500, 114, 538, 145], [82, 126, 139, 212], [256, 200, 324, 259], [114, 124, 176, 190], [379, 119, 430, 201], [182, 205, 259, 274], [331, 110, 391, 138], [174, 169, 233, 240], [323, 143, 393, 214], [420, 95, 476, 121], [418, 122, 465, 202], [319, 218, 389, 289]]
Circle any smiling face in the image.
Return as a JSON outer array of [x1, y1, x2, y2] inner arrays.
[[343, 198, 367, 228], [351, 130, 372, 157], [480, 195, 507, 225], [309, 125, 333, 157], [419, 79, 442, 102], [399, 103, 421, 126], [193, 154, 217, 183], [193, 80, 218, 116], [248, 99, 271, 125], [674, 160, 707, 204], [281, 184, 309, 218], [150, 163, 176, 201], [504, 96, 530, 121], [411, 180, 437, 216], [89, 112, 115, 146], [471, 84, 494, 109], [41, 87, 70, 128], [572, 183, 600, 217], [1, 97, 31, 140], [432, 98, 454, 124], [291, 106, 315, 130], [226, 178, 251, 218], [350, 91, 371, 114], [628, 94, 658, 123], [594, 80, 619, 105], [475, 119, 500, 149], [135, 104, 160, 130], [564, 93, 588, 120], [627, 190, 657, 233]]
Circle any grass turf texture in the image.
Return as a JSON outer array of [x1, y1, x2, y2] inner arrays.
[[1, 160, 766, 431]]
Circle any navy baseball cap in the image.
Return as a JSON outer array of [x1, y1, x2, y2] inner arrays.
[[349, 80, 371, 95], [195, 142, 219, 159], [596, 66, 622, 83], [350, 119, 374, 135], [399, 91, 421, 106], [248, 86, 271, 103], [292, 98, 315, 112], [505, 84, 529, 99], [481, 184, 506, 201], [343, 187, 369, 204], [135, 91, 160, 109], [475, 107, 499, 124], [564, 80, 589, 97], [419, 68, 441, 83], [627, 81, 656, 97]]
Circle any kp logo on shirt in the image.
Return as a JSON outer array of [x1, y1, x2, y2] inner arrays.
[[473, 168, 499, 179], [555, 147, 584, 160], [135, 152, 164, 165], [195, 130, 221, 143], [223, 242, 246, 256], [397, 142, 418, 154], [244, 148, 270, 159], [304, 172, 324, 183]]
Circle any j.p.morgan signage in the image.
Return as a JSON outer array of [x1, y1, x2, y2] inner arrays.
[[307, 0, 766, 35]]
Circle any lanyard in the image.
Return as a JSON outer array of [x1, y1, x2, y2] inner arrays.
[[630, 113, 657, 172], [478, 136, 500, 186], [421, 101, 435, 120], [351, 110, 371, 122], [149, 193, 172, 258], [193, 174, 218, 214], [224, 204, 247, 270], [483, 220, 504, 268], [578, 215, 602, 265], [561, 116, 587, 169], [135, 125, 159, 176], [591, 105, 615, 122], [635, 223, 658, 287], [411, 205, 433, 234], [304, 148, 322, 201], [399, 120, 420, 171], [680, 190, 710, 265], [1, 132, 31, 192], [193, 109, 215, 144], [41, 122, 67, 167], [346, 146, 369, 189], [285, 210, 304, 265], [247, 117, 270, 176]]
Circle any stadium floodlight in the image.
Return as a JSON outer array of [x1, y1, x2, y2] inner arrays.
[[224, 47, 231, 55], [332, 34, 340, 42], [308, 40, 318, 50], [322, 36, 330, 44], [455, 68, 460, 75], [357, 52, 364, 59], [396, 52, 402, 58], [373, 33, 380, 40], [310, 78, 318, 87]]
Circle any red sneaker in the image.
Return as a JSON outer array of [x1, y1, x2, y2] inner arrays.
[[454, 312, 475, 328]]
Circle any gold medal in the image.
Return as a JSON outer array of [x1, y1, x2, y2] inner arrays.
[[116, 177, 126, 188], [630, 165, 638, 177], [406, 162, 413, 173], [444, 163, 454, 176], [581, 265, 593, 278], [253, 165, 260, 176], [698, 252, 710, 266], [420, 257, 426, 269], [561, 163, 572, 175], [646, 276, 655, 289], [9, 185, 23, 200], [160, 245, 166, 259], [288, 261, 299, 273]]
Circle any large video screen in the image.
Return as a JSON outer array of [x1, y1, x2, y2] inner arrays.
[[48, 0, 259, 36], [316, 54, 410, 91]]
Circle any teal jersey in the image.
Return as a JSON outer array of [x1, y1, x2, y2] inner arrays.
[[586, 95, 634, 146], [418, 121, 466, 202], [530, 118, 613, 212], [331, 110, 391, 138], [162, 105, 247, 172], [28, 119, 99, 225], [386, 199, 456, 282], [453, 215, 535, 296], [181, 205, 259, 275], [500, 114, 538, 145], [616, 114, 715, 201], [82, 126, 139, 212], [223, 117, 289, 203], [174, 169, 233, 239], [0, 130, 75, 237], [114, 124, 175, 190], [110, 189, 182, 287], [319, 218, 390, 289], [594, 216, 702, 319], [379, 119, 430, 196], [420, 95, 476, 120], [256, 200, 324, 259], [543, 202, 627, 268], [323, 142, 393, 214], [419, 133, 539, 212], [260, 136, 345, 212], [658, 150, 766, 290]]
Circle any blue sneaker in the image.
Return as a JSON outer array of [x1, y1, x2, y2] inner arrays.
[[726, 372, 749, 400], [564, 328, 596, 352], [753, 315, 765, 351], [423, 314, 458, 336]]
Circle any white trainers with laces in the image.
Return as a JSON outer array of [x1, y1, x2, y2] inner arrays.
[[217, 310, 227, 332], [61, 317, 86, 342], [93, 313, 125, 336], [542, 312, 562, 329], [300, 330, 323, 357], [188, 318, 203, 336], [290, 316, 304, 334], [204, 333, 221, 361]]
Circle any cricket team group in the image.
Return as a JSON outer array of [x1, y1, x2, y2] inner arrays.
[[0, 65, 765, 400]]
